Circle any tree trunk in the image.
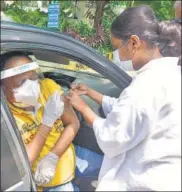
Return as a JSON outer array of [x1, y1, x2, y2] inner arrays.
[[127, 0, 135, 8], [1, 0, 6, 11], [93, 0, 109, 33]]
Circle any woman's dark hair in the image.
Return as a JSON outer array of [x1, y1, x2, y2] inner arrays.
[[0, 51, 32, 71], [111, 5, 159, 47], [111, 5, 181, 58], [171, 18, 182, 25], [157, 21, 181, 57]]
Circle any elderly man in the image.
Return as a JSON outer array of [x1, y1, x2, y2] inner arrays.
[[0, 51, 103, 191]]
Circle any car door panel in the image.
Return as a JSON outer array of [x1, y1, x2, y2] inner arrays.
[[1, 92, 37, 191], [1, 108, 31, 191], [1, 126, 23, 191]]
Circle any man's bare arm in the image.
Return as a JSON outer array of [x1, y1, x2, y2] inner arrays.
[[51, 96, 80, 157], [25, 124, 51, 166]]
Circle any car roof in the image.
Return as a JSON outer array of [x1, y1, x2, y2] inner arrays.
[[1, 21, 77, 42]]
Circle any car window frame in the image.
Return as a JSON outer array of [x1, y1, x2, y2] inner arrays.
[[1, 22, 132, 90]]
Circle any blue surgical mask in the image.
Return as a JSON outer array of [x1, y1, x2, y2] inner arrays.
[[113, 49, 134, 71]]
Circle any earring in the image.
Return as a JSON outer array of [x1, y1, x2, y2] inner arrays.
[[133, 49, 136, 56]]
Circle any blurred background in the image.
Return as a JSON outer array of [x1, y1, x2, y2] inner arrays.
[[1, 0, 175, 56]]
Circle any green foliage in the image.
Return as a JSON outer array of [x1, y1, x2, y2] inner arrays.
[[97, 42, 113, 56], [4, 0, 175, 56], [109, 1, 128, 7], [59, 1, 78, 20], [103, 3, 117, 30], [5, 4, 48, 28], [98, 0, 175, 55], [133, 0, 174, 20], [99, 3, 117, 55], [58, 1, 81, 32], [75, 21, 95, 37]]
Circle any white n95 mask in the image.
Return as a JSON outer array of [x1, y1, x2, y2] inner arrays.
[[13, 79, 40, 108], [113, 49, 134, 71]]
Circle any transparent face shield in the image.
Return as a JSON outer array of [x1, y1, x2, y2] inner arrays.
[[1, 61, 45, 109]]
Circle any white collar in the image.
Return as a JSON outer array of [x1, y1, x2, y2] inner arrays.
[[137, 57, 180, 75]]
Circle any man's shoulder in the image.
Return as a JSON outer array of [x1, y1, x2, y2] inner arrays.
[[40, 78, 64, 95], [40, 78, 58, 87]]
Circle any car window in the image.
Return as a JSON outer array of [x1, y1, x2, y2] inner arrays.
[[33, 56, 120, 95], [31, 55, 101, 76], [32, 55, 121, 115]]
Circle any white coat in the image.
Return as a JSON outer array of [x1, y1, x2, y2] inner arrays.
[[93, 57, 181, 191]]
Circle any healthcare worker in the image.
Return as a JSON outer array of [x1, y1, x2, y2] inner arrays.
[[112, 21, 181, 70], [67, 5, 181, 191], [111, 20, 181, 76], [0, 51, 103, 191]]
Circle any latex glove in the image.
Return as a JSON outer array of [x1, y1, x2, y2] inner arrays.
[[42, 91, 64, 127], [34, 152, 59, 186]]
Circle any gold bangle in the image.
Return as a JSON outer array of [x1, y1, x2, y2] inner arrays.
[[38, 131, 47, 139]]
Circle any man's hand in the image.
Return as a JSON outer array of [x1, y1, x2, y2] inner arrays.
[[71, 83, 89, 96], [66, 90, 88, 113], [34, 152, 59, 186], [42, 91, 64, 128]]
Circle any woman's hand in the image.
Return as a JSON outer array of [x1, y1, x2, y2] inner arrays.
[[67, 90, 99, 126], [66, 90, 88, 113], [71, 83, 89, 96], [71, 83, 104, 106]]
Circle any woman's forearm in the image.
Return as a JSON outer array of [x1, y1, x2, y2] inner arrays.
[[87, 88, 104, 105], [81, 104, 98, 126], [25, 124, 51, 166]]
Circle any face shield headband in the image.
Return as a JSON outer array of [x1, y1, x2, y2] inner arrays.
[[1, 61, 39, 80]]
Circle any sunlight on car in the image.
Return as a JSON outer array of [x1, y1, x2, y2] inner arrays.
[[34, 58, 99, 75], [1, 12, 14, 22]]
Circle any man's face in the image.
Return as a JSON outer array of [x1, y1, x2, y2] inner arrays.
[[2, 57, 38, 103]]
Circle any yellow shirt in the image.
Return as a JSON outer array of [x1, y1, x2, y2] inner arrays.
[[9, 78, 76, 188]]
